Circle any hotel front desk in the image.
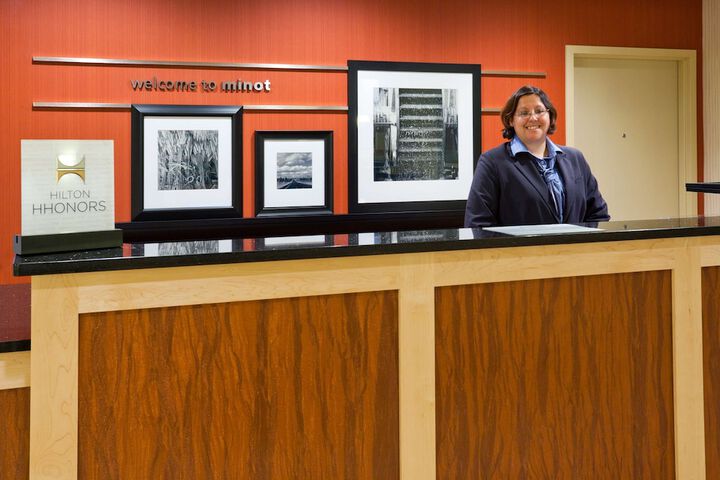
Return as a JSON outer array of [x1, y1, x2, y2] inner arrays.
[[6, 217, 720, 479]]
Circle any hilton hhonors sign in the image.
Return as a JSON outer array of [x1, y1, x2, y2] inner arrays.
[[21, 140, 115, 236]]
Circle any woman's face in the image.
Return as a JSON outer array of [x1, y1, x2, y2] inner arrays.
[[510, 94, 550, 148]]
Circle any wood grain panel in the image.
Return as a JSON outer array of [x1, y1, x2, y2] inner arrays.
[[0, 387, 30, 479], [672, 245, 706, 478], [78, 291, 399, 480], [435, 271, 675, 479], [30, 274, 80, 479], [703, 266, 720, 479], [0, 351, 31, 390], [398, 261, 436, 479]]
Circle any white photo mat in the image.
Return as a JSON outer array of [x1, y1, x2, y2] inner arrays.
[[143, 116, 233, 210], [355, 69, 475, 204], [263, 139, 326, 208]]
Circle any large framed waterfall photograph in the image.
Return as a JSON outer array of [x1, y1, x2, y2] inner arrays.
[[131, 104, 243, 221], [347, 60, 481, 214]]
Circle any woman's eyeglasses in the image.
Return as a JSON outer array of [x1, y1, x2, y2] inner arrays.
[[515, 109, 549, 119]]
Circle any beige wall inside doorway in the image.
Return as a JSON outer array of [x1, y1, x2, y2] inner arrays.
[[565, 46, 697, 221]]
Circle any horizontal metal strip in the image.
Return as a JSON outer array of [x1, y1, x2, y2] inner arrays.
[[244, 104, 347, 111], [32, 102, 348, 111], [33, 102, 503, 113], [33, 56, 347, 72], [32, 56, 546, 77], [33, 102, 132, 109], [481, 70, 546, 78]]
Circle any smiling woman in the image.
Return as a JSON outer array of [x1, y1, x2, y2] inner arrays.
[[464, 85, 610, 228], [507, 94, 554, 158]]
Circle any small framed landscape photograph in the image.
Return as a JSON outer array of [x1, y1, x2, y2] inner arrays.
[[131, 104, 243, 221], [254, 131, 333, 217], [347, 60, 481, 214]]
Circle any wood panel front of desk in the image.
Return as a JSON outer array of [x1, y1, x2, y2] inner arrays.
[[20, 237, 720, 479], [703, 266, 720, 480], [436, 272, 675, 478], [78, 292, 400, 479], [0, 387, 30, 479]]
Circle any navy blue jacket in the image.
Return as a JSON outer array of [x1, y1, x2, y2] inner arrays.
[[464, 142, 609, 227]]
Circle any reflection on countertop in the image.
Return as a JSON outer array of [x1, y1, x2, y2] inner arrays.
[[13, 216, 720, 277]]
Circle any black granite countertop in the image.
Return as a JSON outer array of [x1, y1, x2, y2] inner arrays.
[[13, 217, 720, 277]]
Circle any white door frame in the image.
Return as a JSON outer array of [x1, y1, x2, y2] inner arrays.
[[565, 45, 697, 217]]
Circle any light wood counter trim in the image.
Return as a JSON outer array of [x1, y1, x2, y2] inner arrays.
[[29, 275, 79, 480], [432, 241, 678, 286], [398, 255, 436, 480], [0, 351, 30, 390], [76, 255, 407, 313], [700, 243, 720, 266], [672, 246, 707, 480], [76, 238, 696, 314]]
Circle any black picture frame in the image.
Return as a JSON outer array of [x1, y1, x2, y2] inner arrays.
[[131, 104, 243, 221], [347, 60, 481, 214], [254, 130, 333, 217]]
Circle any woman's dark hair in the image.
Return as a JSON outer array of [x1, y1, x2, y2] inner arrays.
[[500, 85, 558, 139]]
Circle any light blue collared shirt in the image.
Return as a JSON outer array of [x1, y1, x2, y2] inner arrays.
[[510, 135, 563, 159], [510, 136, 565, 220]]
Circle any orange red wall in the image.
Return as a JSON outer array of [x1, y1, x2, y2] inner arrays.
[[0, 0, 703, 339]]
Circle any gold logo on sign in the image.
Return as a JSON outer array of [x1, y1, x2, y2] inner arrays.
[[56, 155, 86, 183]]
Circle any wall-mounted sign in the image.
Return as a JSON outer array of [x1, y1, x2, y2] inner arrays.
[[21, 140, 115, 236], [130, 77, 271, 93]]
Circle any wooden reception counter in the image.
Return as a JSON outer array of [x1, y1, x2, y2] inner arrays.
[[7, 217, 720, 479]]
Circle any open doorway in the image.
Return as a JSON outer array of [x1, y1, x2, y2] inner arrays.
[[565, 45, 697, 221]]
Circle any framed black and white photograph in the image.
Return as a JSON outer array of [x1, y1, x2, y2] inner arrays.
[[131, 104, 242, 221], [254, 131, 333, 217], [348, 60, 481, 213]]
